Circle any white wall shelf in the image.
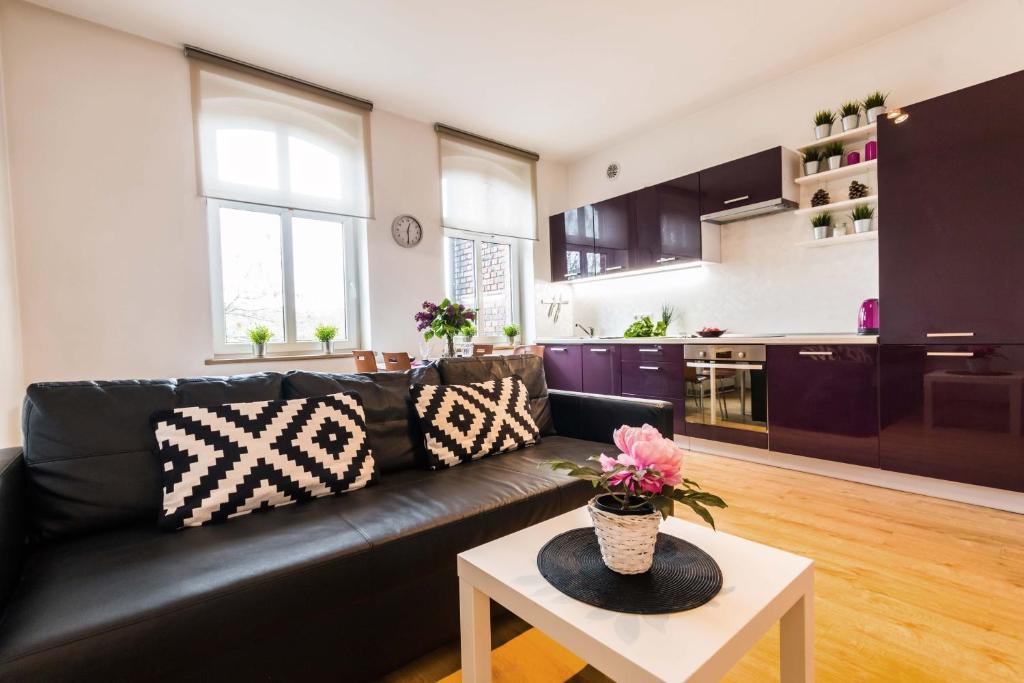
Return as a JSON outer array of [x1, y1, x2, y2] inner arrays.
[[795, 158, 877, 185], [796, 123, 877, 152], [797, 231, 878, 248], [795, 194, 879, 216]]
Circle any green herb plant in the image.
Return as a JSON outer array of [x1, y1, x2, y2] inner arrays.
[[811, 212, 832, 228], [850, 204, 875, 221], [813, 110, 836, 126], [248, 325, 273, 345], [314, 325, 338, 343], [502, 323, 520, 342], [839, 101, 861, 117], [823, 141, 845, 159], [802, 147, 821, 163], [863, 91, 888, 109]]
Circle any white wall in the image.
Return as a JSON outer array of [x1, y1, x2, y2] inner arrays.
[[554, 0, 1024, 337], [0, 0, 550, 402], [0, 25, 22, 447]]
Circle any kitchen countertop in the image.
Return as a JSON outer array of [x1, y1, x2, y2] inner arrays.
[[536, 334, 878, 345]]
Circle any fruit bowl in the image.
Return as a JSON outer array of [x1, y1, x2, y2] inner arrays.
[[696, 328, 726, 338]]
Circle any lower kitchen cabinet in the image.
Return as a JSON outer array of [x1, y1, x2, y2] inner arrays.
[[543, 344, 583, 392], [768, 345, 879, 467], [581, 344, 621, 395], [879, 345, 1024, 492]]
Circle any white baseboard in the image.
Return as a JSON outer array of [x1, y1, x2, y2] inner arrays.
[[676, 435, 1024, 514]]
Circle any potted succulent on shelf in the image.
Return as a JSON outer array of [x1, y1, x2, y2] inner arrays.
[[823, 141, 845, 171], [839, 101, 861, 131], [248, 324, 273, 358], [851, 204, 875, 233], [802, 147, 821, 176], [314, 324, 338, 354], [415, 299, 476, 358], [547, 424, 726, 575], [863, 91, 888, 124], [813, 109, 835, 139], [502, 323, 520, 346], [811, 212, 832, 240]]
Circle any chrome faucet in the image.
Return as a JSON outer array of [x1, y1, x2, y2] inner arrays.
[[575, 323, 595, 338]]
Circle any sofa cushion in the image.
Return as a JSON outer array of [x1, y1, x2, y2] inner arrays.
[[411, 376, 540, 469], [283, 366, 441, 473], [436, 355, 554, 436], [21, 373, 285, 542], [153, 392, 376, 530]]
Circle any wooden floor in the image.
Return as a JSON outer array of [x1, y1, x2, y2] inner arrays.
[[385, 451, 1024, 682]]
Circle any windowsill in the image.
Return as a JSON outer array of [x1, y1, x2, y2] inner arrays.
[[204, 351, 354, 366]]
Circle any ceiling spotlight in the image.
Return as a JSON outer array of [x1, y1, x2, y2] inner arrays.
[[894, 112, 910, 124], [886, 108, 903, 120]]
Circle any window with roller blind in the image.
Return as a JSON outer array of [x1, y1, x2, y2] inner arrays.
[[438, 127, 537, 340], [190, 52, 371, 354]]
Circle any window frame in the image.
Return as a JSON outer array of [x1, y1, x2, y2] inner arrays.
[[207, 197, 360, 355], [443, 227, 521, 343]]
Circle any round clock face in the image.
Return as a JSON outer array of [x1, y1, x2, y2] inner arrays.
[[391, 214, 423, 248]]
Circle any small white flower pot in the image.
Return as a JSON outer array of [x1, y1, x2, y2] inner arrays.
[[854, 218, 873, 233], [321, 340, 334, 355], [866, 106, 885, 124], [812, 226, 829, 240], [803, 160, 820, 175], [814, 123, 832, 139], [253, 342, 267, 358], [841, 114, 860, 131], [827, 155, 842, 171]]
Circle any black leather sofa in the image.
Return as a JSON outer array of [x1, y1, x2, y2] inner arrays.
[[0, 355, 671, 682]]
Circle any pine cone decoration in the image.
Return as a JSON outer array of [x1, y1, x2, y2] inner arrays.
[[849, 180, 869, 199], [811, 188, 830, 207]]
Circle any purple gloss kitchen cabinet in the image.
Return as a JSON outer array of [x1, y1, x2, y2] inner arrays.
[[543, 344, 583, 392], [591, 195, 632, 274], [879, 345, 1024, 492], [878, 69, 1024, 344], [620, 344, 687, 434], [633, 173, 702, 268], [549, 207, 598, 282], [698, 147, 784, 218], [768, 345, 879, 467], [581, 344, 621, 395]]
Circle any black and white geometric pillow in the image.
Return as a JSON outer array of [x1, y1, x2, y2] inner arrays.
[[410, 375, 540, 469], [152, 392, 375, 530]]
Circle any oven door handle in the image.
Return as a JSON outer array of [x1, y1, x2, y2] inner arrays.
[[686, 362, 764, 370]]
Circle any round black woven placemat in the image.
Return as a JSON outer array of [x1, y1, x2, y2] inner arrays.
[[537, 528, 722, 614]]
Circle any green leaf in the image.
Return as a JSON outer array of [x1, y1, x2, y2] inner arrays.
[[675, 497, 716, 530], [652, 494, 673, 520], [682, 478, 702, 489], [688, 491, 728, 508], [423, 330, 434, 340]]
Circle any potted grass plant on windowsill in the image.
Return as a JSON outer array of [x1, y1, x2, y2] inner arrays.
[[502, 323, 520, 346], [314, 324, 339, 354], [248, 325, 273, 358]]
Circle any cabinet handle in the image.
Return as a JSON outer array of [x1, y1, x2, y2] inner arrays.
[[604, 265, 623, 272], [589, 348, 609, 353], [550, 347, 567, 352], [926, 351, 975, 357], [638, 348, 661, 353], [799, 351, 833, 356], [655, 256, 677, 264], [723, 195, 750, 204], [926, 332, 974, 337], [638, 366, 660, 371]]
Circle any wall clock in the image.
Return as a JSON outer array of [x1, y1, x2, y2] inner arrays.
[[391, 214, 423, 248]]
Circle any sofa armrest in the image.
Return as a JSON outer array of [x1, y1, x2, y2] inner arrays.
[[548, 391, 673, 444], [0, 447, 26, 612]]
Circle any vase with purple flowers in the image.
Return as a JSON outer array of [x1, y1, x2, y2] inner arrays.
[[414, 299, 476, 358]]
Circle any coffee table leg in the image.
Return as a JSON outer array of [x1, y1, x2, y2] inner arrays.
[[780, 589, 814, 682], [459, 578, 491, 683]]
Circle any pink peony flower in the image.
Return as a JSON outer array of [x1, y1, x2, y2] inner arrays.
[[606, 424, 684, 494]]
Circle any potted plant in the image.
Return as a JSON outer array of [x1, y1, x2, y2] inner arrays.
[[314, 324, 338, 354], [658, 304, 675, 336], [547, 424, 726, 575], [839, 101, 861, 131], [502, 323, 520, 346], [459, 322, 477, 344], [863, 91, 888, 124], [813, 110, 835, 139], [248, 324, 273, 358], [823, 141, 845, 171], [415, 299, 476, 358], [850, 204, 875, 233], [802, 147, 821, 176], [811, 212, 832, 240]]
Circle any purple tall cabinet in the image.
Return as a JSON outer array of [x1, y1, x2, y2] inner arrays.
[[878, 69, 1024, 491]]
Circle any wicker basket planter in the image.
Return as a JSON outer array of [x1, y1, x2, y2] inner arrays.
[[588, 495, 662, 575]]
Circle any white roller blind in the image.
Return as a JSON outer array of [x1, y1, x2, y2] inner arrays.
[[191, 61, 372, 218], [439, 135, 537, 240]]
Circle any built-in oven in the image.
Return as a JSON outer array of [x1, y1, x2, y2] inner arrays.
[[683, 344, 768, 448]]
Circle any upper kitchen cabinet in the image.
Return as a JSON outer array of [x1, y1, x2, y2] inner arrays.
[[591, 194, 632, 274], [879, 69, 1024, 344], [699, 147, 799, 223], [549, 206, 598, 281], [633, 173, 702, 267]]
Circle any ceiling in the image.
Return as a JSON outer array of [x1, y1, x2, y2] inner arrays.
[[27, 0, 963, 161]]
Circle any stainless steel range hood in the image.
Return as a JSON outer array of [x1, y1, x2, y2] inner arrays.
[[701, 197, 798, 224]]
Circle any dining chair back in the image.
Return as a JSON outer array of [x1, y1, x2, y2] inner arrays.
[[471, 344, 494, 356], [513, 345, 545, 358], [381, 351, 412, 371], [352, 350, 378, 373]]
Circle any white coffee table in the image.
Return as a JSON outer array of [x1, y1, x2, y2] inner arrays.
[[457, 507, 814, 683]]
